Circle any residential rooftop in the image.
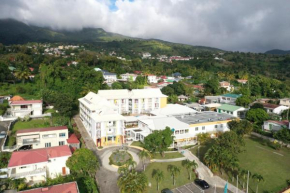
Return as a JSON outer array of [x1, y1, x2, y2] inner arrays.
[[97, 88, 167, 99], [8, 145, 72, 167], [150, 104, 196, 116], [10, 100, 42, 105], [221, 93, 242, 98], [217, 104, 244, 112], [174, 111, 235, 125], [18, 182, 79, 193], [16, 126, 67, 134]]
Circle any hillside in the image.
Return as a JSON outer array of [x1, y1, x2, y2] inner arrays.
[[0, 19, 222, 54], [265, 49, 290, 55]]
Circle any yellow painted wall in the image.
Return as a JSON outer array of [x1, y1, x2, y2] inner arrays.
[[98, 135, 123, 147], [160, 97, 167, 108]]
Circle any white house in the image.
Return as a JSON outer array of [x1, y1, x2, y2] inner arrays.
[[219, 94, 242, 105], [262, 103, 289, 115], [216, 104, 247, 118], [263, 120, 290, 132], [219, 81, 233, 91], [9, 100, 43, 118], [102, 70, 117, 83], [15, 126, 69, 150], [7, 145, 72, 183], [147, 75, 158, 84], [280, 98, 290, 107], [142, 52, 151, 59], [120, 73, 137, 81]]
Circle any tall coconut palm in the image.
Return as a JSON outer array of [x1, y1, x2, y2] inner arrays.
[[152, 169, 164, 191], [118, 170, 148, 193], [167, 165, 180, 186], [252, 173, 264, 193], [240, 169, 251, 189], [14, 66, 31, 84], [182, 159, 198, 180], [138, 150, 151, 171]]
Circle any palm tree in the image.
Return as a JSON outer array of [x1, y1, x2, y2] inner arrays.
[[126, 158, 137, 171], [14, 66, 31, 84], [138, 150, 151, 171], [182, 159, 198, 180], [118, 170, 148, 193], [240, 169, 251, 189], [152, 169, 164, 191], [252, 173, 264, 193], [118, 165, 129, 176], [167, 165, 180, 186]]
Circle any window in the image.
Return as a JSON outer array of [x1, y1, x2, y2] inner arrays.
[[202, 126, 205, 130], [59, 141, 65, 146], [214, 125, 218, 128], [122, 99, 125, 104], [42, 134, 56, 139], [59, 133, 66, 137], [220, 124, 223, 128], [195, 127, 198, 131], [180, 130, 184, 134], [45, 143, 51, 148], [175, 130, 180, 134], [20, 166, 27, 169], [135, 99, 138, 103], [20, 105, 28, 109], [185, 129, 189, 133]]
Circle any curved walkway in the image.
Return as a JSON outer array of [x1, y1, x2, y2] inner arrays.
[[151, 157, 187, 162], [101, 149, 140, 172]]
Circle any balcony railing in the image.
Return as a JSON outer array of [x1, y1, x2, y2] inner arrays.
[[10, 168, 46, 179], [22, 139, 40, 145]]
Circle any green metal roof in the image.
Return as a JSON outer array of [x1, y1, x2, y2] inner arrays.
[[221, 93, 242, 98], [217, 104, 243, 112], [8, 66, 16, 71]]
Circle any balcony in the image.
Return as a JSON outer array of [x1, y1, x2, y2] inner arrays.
[[10, 168, 46, 179], [22, 138, 40, 145]]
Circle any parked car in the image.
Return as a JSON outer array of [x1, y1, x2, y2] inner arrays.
[[0, 131, 6, 139], [161, 188, 173, 193], [194, 179, 210, 189]]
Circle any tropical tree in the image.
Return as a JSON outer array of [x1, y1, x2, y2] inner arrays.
[[66, 148, 99, 177], [118, 170, 148, 193], [167, 165, 180, 186], [126, 158, 137, 171], [152, 169, 164, 191], [252, 173, 264, 193], [240, 169, 251, 189], [182, 159, 198, 180], [138, 150, 151, 171], [14, 66, 31, 84]]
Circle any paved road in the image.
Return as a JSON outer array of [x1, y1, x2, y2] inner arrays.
[[74, 115, 120, 193], [172, 182, 234, 193], [0, 121, 11, 152], [182, 149, 244, 193]]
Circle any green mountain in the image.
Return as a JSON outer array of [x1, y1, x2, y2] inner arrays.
[[0, 19, 222, 54], [265, 49, 290, 55]]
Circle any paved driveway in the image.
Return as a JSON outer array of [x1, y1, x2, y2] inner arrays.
[[172, 182, 233, 193], [0, 121, 10, 152]]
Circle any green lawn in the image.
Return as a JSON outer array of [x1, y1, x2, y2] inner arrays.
[[130, 141, 143, 147], [152, 152, 184, 159], [44, 109, 56, 114], [191, 136, 290, 193], [144, 161, 195, 193], [5, 118, 50, 146]]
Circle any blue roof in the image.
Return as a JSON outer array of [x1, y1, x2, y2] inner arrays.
[[221, 93, 242, 98]]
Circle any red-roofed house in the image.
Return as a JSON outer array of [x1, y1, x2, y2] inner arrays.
[[263, 120, 290, 132], [237, 79, 248, 84], [67, 134, 80, 149], [18, 181, 79, 193], [8, 97, 43, 118], [16, 126, 69, 150], [262, 103, 289, 115], [7, 145, 72, 183]]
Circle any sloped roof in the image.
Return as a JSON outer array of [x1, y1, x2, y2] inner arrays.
[[8, 145, 71, 167], [67, 133, 80, 144], [262, 103, 279, 109], [221, 93, 242, 98], [17, 126, 67, 134], [266, 120, 289, 126], [18, 182, 79, 193], [10, 100, 42, 105], [10, 96, 25, 101], [217, 104, 244, 111]]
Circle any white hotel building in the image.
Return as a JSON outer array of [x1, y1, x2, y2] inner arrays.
[[78, 89, 167, 147]]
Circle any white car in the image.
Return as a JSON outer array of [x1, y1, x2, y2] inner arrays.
[[0, 131, 6, 139]]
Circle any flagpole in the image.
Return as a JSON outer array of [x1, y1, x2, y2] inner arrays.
[[246, 171, 249, 193]]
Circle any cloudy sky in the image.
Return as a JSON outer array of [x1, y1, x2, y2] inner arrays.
[[1, 0, 290, 52]]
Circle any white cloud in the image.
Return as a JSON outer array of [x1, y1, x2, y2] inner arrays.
[[0, 0, 290, 52]]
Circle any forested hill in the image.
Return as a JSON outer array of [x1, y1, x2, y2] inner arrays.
[[0, 19, 222, 54], [265, 49, 290, 55]]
